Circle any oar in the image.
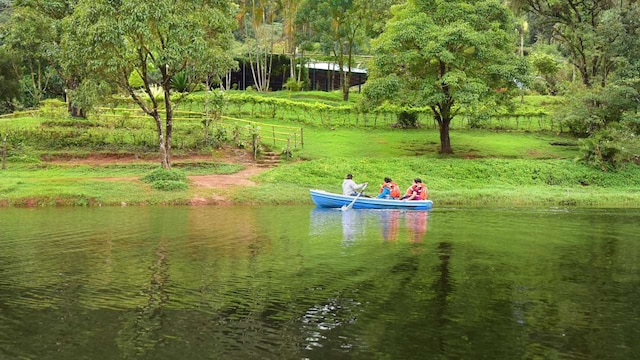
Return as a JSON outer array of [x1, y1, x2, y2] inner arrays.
[[341, 184, 367, 211]]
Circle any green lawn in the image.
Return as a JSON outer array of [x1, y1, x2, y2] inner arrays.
[[1, 93, 639, 208]]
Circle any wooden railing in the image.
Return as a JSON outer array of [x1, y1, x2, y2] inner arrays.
[[221, 116, 303, 149], [95, 107, 303, 150], [0, 110, 40, 119]]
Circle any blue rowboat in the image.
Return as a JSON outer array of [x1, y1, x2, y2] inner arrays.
[[310, 189, 433, 210]]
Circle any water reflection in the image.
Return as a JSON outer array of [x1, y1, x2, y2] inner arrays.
[[409, 211, 429, 242], [379, 210, 400, 241], [309, 208, 430, 243], [2, 207, 640, 359]]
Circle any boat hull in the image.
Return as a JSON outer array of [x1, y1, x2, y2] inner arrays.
[[310, 189, 433, 210]]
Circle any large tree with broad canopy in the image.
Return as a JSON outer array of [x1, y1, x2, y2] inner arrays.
[[61, 0, 237, 169], [363, 0, 525, 154]]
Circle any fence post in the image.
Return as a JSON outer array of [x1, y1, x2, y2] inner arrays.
[[272, 126, 276, 147], [300, 128, 304, 149], [1, 133, 8, 170]]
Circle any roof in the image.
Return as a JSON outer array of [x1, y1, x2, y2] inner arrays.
[[303, 61, 367, 75]]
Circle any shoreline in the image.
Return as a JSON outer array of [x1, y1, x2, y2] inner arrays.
[[3, 154, 640, 209], [3, 186, 640, 208]]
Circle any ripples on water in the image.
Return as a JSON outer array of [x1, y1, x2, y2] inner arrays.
[[0, 206, 639, 359]]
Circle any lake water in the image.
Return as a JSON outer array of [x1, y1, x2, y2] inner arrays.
[[0, 206, 639, 359]]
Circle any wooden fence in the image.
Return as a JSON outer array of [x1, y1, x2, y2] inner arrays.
[[95, 107, 303, 151]]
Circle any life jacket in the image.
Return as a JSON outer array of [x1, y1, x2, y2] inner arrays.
[[407, 184, 428, 200], [380, 182, 401, 199], [420, 185, 428, 200], [389, 182, 401, 199]]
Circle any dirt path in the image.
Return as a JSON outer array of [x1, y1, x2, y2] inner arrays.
[[48, 151, 272, 205], [188, 165, 268, 188]]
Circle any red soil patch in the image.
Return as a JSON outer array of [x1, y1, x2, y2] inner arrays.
[[47, 149, 271, 205], [189, 166, 266, 188]]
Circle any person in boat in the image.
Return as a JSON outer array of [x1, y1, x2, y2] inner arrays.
[[400, 178, 428, 201], [377, 177, 401, 199], [342, 173, 368, 196]]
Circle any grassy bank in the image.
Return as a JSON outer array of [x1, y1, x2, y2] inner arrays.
[[0, 160, 244, 207], [3, 159, 639, 208], [247, 158, 640, 207], [1, 92, 639, 208]]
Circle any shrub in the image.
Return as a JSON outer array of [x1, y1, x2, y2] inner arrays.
[[148, 179, 189, 191], [141, 167, 187, 183], [39, 99, 67, 119], [171, 71, 190, 93], [397, 110, 419, 128], [577, 128, 639, 170], [141, 168, 189, 191], [283, 78, 304, 91]]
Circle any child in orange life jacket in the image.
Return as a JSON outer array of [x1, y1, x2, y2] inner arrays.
[[401, 178, 428, 201], [377, 177, 401, 199]]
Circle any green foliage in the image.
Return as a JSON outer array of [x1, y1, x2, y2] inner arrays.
[[0, 48, 21, 113], [140, 168, 189, 191], [283, 78, 304, 92], [39, 99, 67, 119], [148, 179, 189, 191], [3, 1, 69, 109], [577, 128, 640, 171], [62, 0, 238, 167], [529, 52, 562, 95], [363, 0, 525, 153], [128, 71, 144, 89], [141, 168, 187, 183], [557, 84, 640, 137], [69, 79, 113, 114], [171, 71, 190, 93], [397, 111, 419, 128], [621, 111, 640, 135], [211, 125, 229, 148]]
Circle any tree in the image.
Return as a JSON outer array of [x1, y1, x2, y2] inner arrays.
[[2, 0, 72, 110], [278, 0, 304, 82], [515, 0, 618, 88], [362, 0, 524, 154], [236, 0, 281, 92], [62, 0, 237, 169], [0, 48, 21, 113], [530, 51, 561, 95], [297, 0, 393, 101]]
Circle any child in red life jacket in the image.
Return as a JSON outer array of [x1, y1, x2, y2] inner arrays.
[[377, 177, 401, 199], [401, 178, 428, 201]]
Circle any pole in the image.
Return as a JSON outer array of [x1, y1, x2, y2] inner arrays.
[[1, 133, 8, 170]]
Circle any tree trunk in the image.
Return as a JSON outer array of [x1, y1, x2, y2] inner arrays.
[[337, 41, 350, 101], [297, 50, 304, 83], [438, 119, 453, 154], [68, 102, 86, 118], [204, 88, 210, 144], [151, 110, 170, 169], [66, 80, 86, 118], [162, 83, 173, 169]]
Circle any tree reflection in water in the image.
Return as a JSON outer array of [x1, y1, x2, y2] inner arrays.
[[116, 240, 170, 359]]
